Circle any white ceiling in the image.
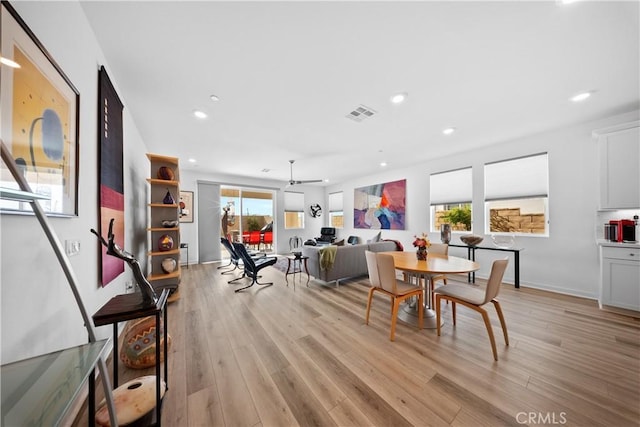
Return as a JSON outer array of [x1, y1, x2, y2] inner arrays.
[[80, 1, 640, 186]]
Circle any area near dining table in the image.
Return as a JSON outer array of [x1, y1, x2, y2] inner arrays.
[[379, 251, 480, 329]]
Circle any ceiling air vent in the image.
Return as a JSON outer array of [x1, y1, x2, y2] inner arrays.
[[345, 104, 377, 122]]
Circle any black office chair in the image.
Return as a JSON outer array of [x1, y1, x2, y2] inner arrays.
[[316, 227, 336, 244], [232, 242, 277, 292]]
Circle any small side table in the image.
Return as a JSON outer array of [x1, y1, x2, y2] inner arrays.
[[93, 288, 169, 426], [180, 242, 189, 269], [285, 254, 310, 286]]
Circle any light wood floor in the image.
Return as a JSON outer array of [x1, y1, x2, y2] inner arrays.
[[83, 261, 640, 426]]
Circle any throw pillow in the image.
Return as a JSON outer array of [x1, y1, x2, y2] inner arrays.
[[334, 239, 345, 246], [370, 231, 382, 243]]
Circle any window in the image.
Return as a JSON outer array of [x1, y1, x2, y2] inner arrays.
[[328, 191, 344, 228], [430, 167, 472, 232], [284, 191, 305, 229], [484, 153, 548, 235]]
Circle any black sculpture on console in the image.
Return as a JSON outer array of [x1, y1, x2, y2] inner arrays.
[[91, 218, 158, 306]]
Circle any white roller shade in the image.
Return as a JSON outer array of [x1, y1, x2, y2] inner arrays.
[[485, 153, 548, 201], [430, 167, 472, 205], [284, 191, 304, 211], [328, 192, 343, 212]]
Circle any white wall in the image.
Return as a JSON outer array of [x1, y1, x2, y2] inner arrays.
[[1, 2, 149, 364], [326, 110, 640, 299]]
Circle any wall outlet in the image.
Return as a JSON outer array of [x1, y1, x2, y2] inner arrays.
[[65, 240, 81, 256], [125, 281, 135, 293]]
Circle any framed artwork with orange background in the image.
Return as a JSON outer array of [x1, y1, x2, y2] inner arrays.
[[0, 1, 79, 216]]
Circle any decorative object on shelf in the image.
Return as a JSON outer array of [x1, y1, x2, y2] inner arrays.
[[158, 234, 174, 251], [0, 2, 79, 217], [157, 166, 175, 180], [163, 189, 175, 204], [161, 257, 177, 273], [460, 234, 483, 246], [440, 224, 451, 244], [491, 234, 516, 249], [179, 190, 194, 222], [119, 317, 172, 369], [95, 375, 167, 427], [310, 203, 322, 218], [161, 219, 179, 228], [413, 232, 431, 260]]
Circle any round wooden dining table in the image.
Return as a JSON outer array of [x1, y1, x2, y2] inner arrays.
[[379, 251, 480, 329]]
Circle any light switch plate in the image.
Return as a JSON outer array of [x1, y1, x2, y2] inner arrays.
[[65, 240, 80, 256]]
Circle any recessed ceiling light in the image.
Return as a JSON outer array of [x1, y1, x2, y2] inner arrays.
[[390, 92, 407, 104], [324, 179, 330, 183], [557, 0, 581, 5], [570, 91, 592, 102], [193, 110, 207, 119], [380, 162, 387, 167], [210, 94, 220, 102], [442, 127, 456, 135], [188, 158, 196, 163], [0, 56, 20, 68]]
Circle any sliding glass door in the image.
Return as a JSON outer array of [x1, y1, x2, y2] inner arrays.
[[220, 186, 274, 257]]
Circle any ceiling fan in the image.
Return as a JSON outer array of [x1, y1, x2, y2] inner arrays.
[[287, 160, 323, 186]]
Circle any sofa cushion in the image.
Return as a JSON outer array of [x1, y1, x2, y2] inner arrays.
[[368, 231, 382, 243]]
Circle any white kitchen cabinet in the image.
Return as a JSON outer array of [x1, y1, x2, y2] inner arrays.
[[594, 122, 640, 209], [600, 245, 640, 312]]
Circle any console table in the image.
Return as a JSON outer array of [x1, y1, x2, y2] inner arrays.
[[1, 339, 112, 426], [93, 288, 170, 426], [448, 244, 523, 288]]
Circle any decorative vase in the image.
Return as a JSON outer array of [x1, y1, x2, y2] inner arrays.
[[158, 234, 174, 251], [161, 257, 177, 273], [163, 189, 175, 204], [157, 166, 175, 180], [440, 224, 451, 244], [416, 246, 428, 261]]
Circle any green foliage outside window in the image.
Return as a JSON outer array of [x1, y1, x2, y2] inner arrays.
[[246, 217, 261, 231], [441, 205, 472, 231]]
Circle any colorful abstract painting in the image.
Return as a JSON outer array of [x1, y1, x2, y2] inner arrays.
[[98, 66, 124, 286], [354, 179, 406, 230]]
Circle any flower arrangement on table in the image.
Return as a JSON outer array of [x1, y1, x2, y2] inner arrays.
[[412, 233, 431, 260]]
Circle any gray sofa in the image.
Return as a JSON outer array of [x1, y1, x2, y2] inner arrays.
[[302, 240, 398, 285]]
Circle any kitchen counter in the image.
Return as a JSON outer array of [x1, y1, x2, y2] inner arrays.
[[596, 239, 640, 249]]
